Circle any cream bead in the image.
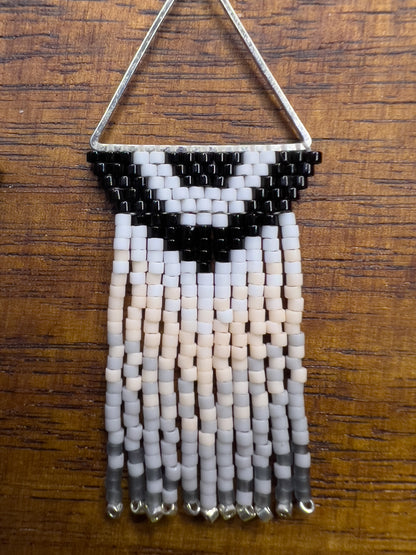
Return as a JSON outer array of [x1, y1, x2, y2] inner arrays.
[[198, 383, 213, 396], [159, 381, 174, 395], [233, 310, 248, 323], [268, 309, 285, 322], [108, 345, 124, 358], [266, 321, 283, 335], [267, 381, 285, 394], [127, 352, 142, 365], [288, 345, 305, 359], [163, 310, 178, 323], [108, 308, 123, 322], [234, 381, 248, 395], [231, 346, 247, 361], [197, 357, 213, 372], [232, 333, 247, 347], [213, 320, 230, 333], [270, 332, 288, 347], [161, 405, 177, 420], [284, 248, 301, 262], [126, 376, 142, 391], [125, 328, 141, 342], [230, 322, 245, 334], [286, 310, 302, 324], [111, 273, 128, 286], [108, 296, 124, 309], [143, 321, 160, 334], [248, 296, 264, 310], [181, 366, 197, 381], [213, 297, 230, 311], [268, 356, 286, 370], [234, 405, 250, 420], [161, 346, 178, 359], [216, 366, 232, 382], [217, 417, 233, 430], [291, 367, 308, 383], [181, 343, 197, 357], [214, 344, 231, 358], [250, 344, 267, 359], [249, 370, 266, 383], [233, 286, 248, 299], [106, 368, 121, 382], [181, 296, 197, 309], [132, 261, 147, 273], [215, 332, 231, 345], [142, 346, 159, 358], [250, 321, 267, 336], [284, 323, 301, 335]]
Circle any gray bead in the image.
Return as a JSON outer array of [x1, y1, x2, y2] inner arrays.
[[200, 420, 217, 433], [128, 448, 144, 464], [178, 378, 193, 393], [107, 380, 123, 393], [165, 465, 181, 482], [216, 404, 232, 418], [255, 441, 272, 457], [217, 381, 233, 394], [143, 406, 160, 421], [248, 357, 264, 371], [266, 367, 284, 382], [143, 429, 160, 443], [291, 416, 308, 432], [122, 387, 137, 402], [254, 466, 272, 480], [105, 417, 122, 433], [106, 392, 122, 406], [249, 383, 265, 396], [161, 393, 176, 407], [271, 390, 289, 405], [163, 478, 179, 491], [234, 418, 251, 432], [288, 378, 304, 394], [124, 400, 141, 415], [275, 454, 293, 466], [234, 393, 250, 406], [159, 417, 175, 432], [159, 369, 174, 381], [142, 382, 158, 395], [236, 430, 253, 447], [123, 364, 138, 377], [234, 453, 251, 469], [287, 333, 305, 347], [271, 415, 289, 430], [178, 404, 194, 418], [181, 453, 198, 467], [285, 356, 302, 370], [288, 405, 305, 420], [146, 467, 163, 481], [218, 490, 235, 506], [181, 429, 198, 443], [252, 405, 269, 420], [163, 428, 180, 444], [199, 443, 215, 459], [142, 357, 158, 371], [108, 453, 124, 469], [252, 418, 269, 434], [266, 343, 283, 358], [160, 440, 177, 455], [124, 340, 141, 353], [107, 356, 123, 370], [217, 429, 234, 443], [123, 413, 139, 427], [269, 403, 286, 417], [233, 370, 248, 382], [105, 404, 120, 420], [198, 394, 215, 409], [108, 429, 124, 444], [237, 479, 254, 493], [107, 442, 123, 457]]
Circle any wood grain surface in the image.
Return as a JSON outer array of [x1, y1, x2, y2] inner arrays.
[[1, 1, 415, 553]]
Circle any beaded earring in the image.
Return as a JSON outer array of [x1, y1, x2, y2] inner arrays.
[[87, 0, 321, 523]]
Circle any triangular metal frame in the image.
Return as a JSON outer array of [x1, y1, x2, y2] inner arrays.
[[89, 0, 312, 152]]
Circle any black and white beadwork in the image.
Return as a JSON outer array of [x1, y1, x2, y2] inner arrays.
[[88, 148, 321, 522]]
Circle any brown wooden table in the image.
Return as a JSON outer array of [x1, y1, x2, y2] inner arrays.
[[1, 1, 415, 553]]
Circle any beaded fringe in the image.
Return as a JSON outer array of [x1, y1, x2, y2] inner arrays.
[[88, 148, 321, 522]]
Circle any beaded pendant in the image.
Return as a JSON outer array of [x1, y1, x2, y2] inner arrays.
[[87, 0, 321, 523]]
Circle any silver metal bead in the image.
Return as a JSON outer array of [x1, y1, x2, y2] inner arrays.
[[183, 501, 200, 516], [145, 504, 164, 523], [162, 502, 178, 516], [200, 506, 219, 523], [218, 504, 237, 520], [236, 504, 256, 522], [255, 505, 274, 522], [276, 501, 293, 519], [106, 503, 123, 519], [299, 499, 315, 514], [130, 499, 146, 515]]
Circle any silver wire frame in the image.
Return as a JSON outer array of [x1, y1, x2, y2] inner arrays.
[[89, 0, 313, 153]]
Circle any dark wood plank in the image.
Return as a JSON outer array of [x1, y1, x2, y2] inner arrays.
[[1, 1, 415, 553]]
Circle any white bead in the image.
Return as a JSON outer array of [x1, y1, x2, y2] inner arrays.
[[229, 200, 244, 213], [157, 163, 173, 176], [180, 213, 196, 226], [244, 175, 261, 187], [230, 250, 246, 263], [279, 212, 296, 226], [231, 273, 246, 287], [205, 187, 221, 200], [113, 237, 130, 250], [155, 188, 171, 201], [242, 151, 259, 164], [132, 151, 149, 164], [196, 212, 212, 225], [228, 176, 245, 189], [106, 368, 121, 382], [281, 224, 299, 238], [236, 187, 253, 201], [197, 198, 211, 212], [140, 163, 157, 176], [189, 186, 204, 199], [165, 199, 182, 213], [172, 187, 189, 200], [252, 163, 269, 176], [234, 164, 252, 176], [221, 188, 236, 201], [115, 225, 131, 239], [259, 150, 277, 164], [149, 150, 165, 164], [165, 176, 180, 188], [212, 213, 228, 227], [148, 176, 164, 189], [131, 225, 147, 238]]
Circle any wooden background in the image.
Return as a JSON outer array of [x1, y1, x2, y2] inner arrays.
[[1, 0, 415, 553]]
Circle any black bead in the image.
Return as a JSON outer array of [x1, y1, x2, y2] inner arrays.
[[228, 152, 241, 165], [182, 249, 193, 261], [247, 225, 259, 236], [199, 174, 209, 187], [166, 239, 178, 250], [197, 261, 212, 273], [102, 174, 114, 189], [87, 151, 99, 163], [231, 237, 243, 249], [279, 199, 290, 212], [183, 175, 194, 187], [118, 201, 130, 213], [216, 250, 229, 263], [134, 200, 145, 214], [305, 151, 322, 165], [213, 175, 225, 188], [175, 165, 186, 177], [295, 176, 307, 189], [94, 162, 106, 176], [223, 164, 233, 177], [127, 164, 140, 176], [119, 175, 129, 188]]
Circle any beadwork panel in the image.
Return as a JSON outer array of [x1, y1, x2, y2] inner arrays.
[[1, 1, 416, 554]]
